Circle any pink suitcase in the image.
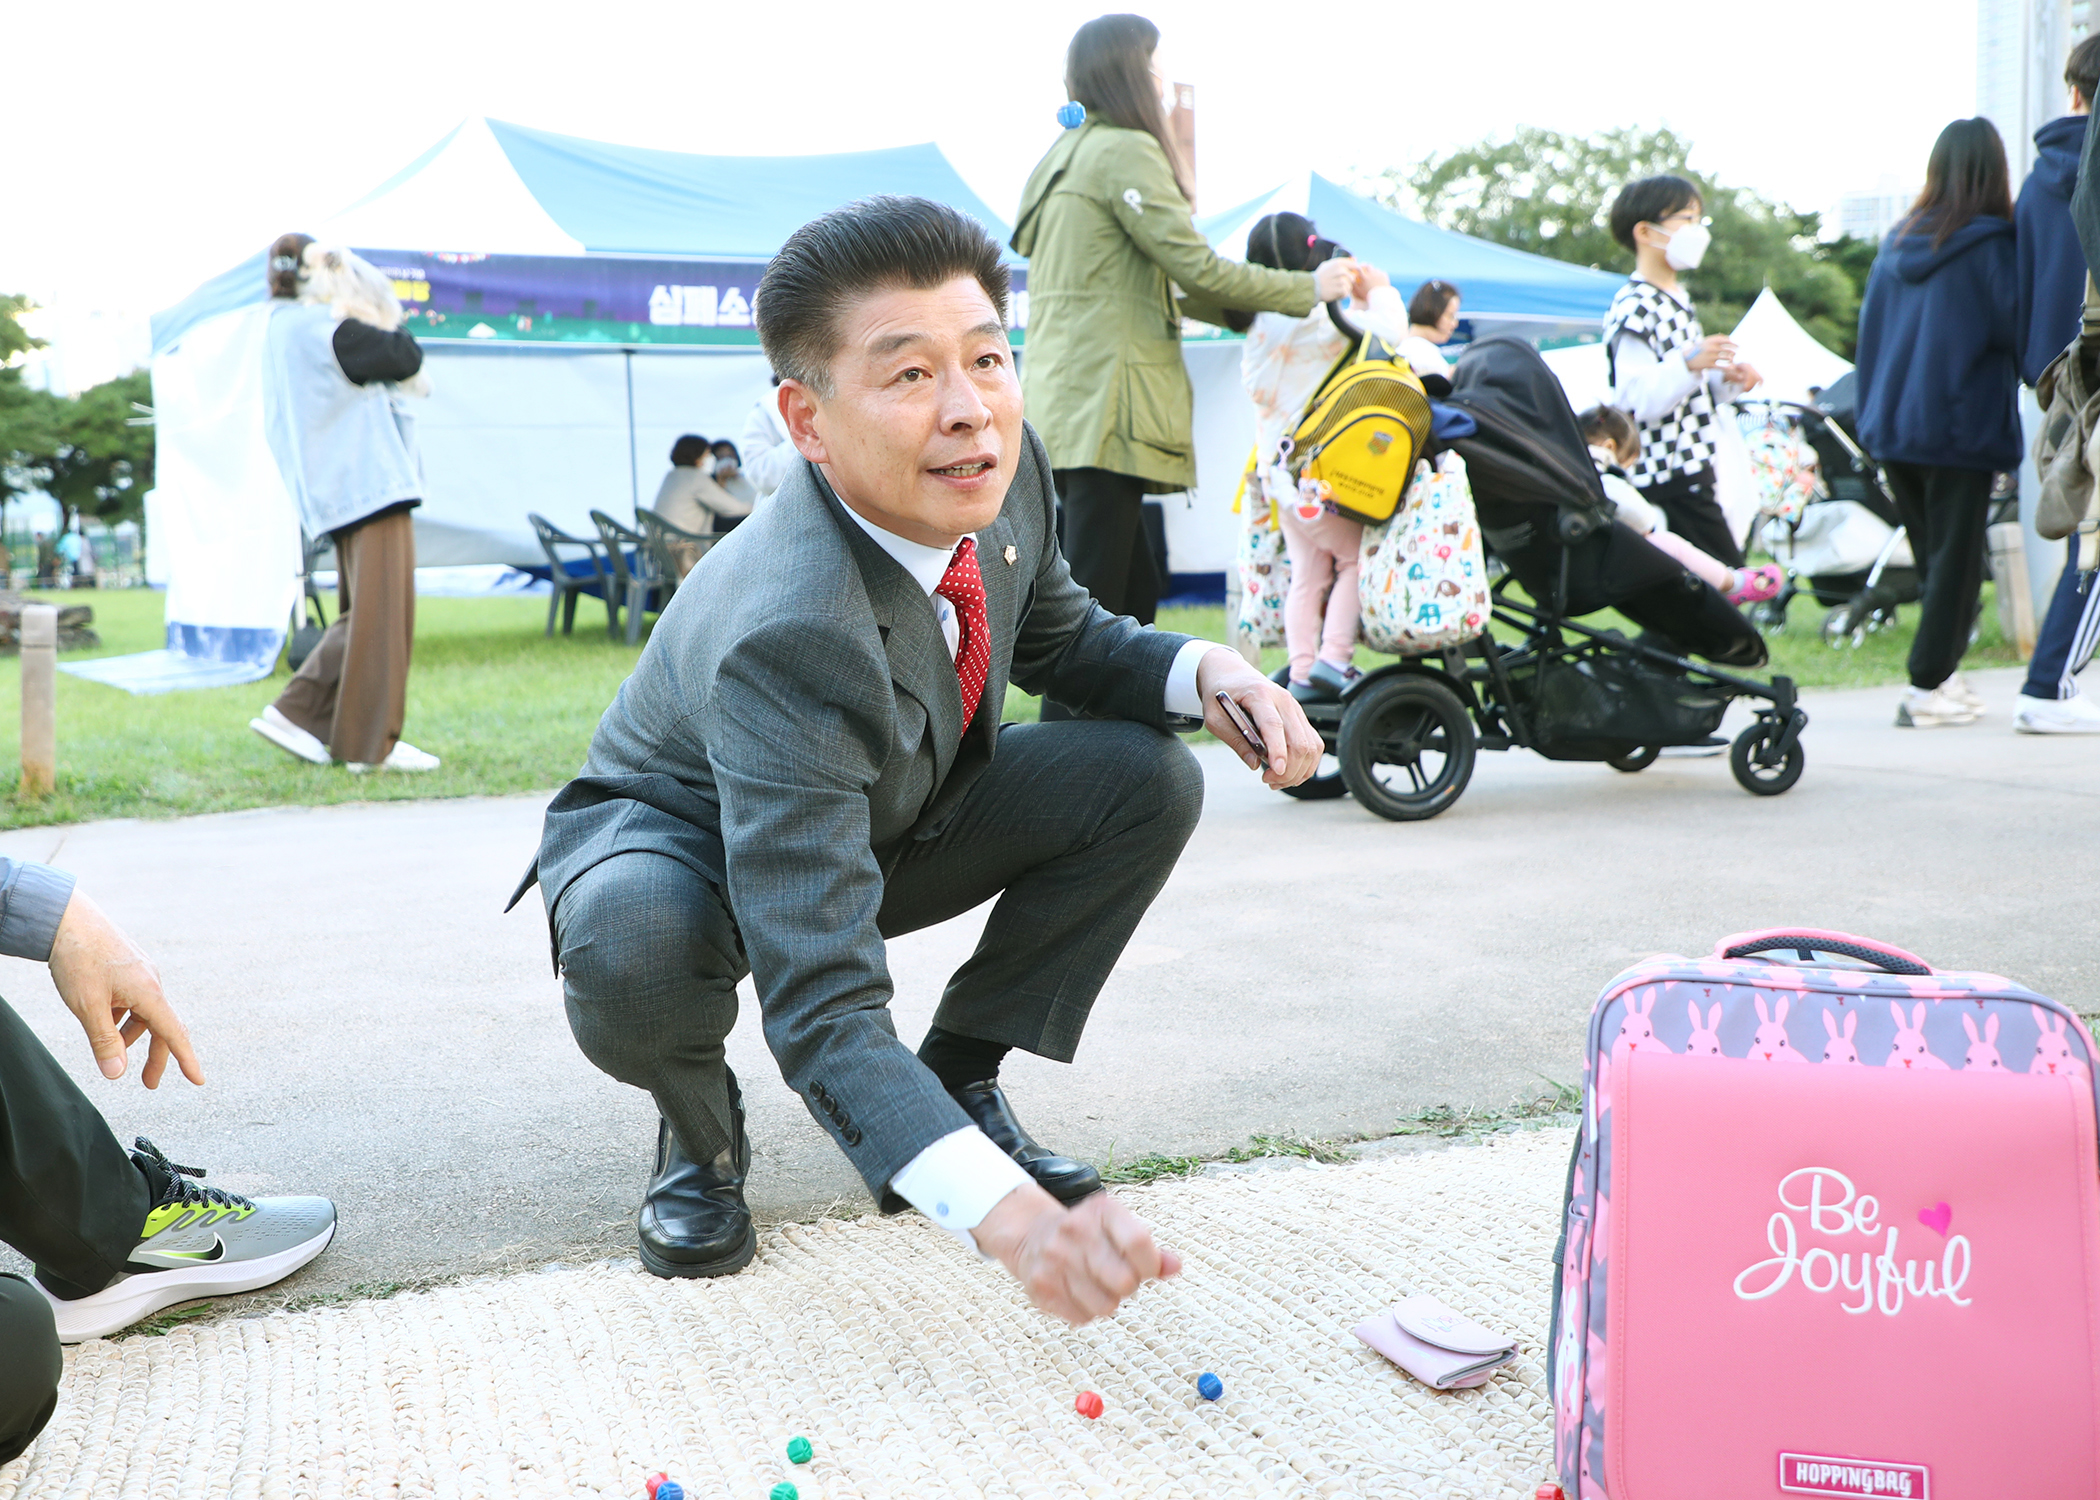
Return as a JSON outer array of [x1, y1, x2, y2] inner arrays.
[[1548, 929, 2100, 1499]]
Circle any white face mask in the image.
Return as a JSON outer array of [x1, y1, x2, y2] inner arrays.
[[1664, 221, 1711, 271]]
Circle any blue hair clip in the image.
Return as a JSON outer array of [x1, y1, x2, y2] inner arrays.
[[1057, 102, 1086, 129]]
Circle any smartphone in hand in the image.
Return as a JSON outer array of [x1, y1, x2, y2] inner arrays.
[[1215, 690, 1268, 764]]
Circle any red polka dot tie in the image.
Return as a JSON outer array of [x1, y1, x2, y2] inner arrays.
[[934, 536, 991, 738]]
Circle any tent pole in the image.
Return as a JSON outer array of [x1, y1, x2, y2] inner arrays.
[[625, 349, 639, 518]]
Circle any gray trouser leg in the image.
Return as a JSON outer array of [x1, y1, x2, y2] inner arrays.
[[0, 1273, 61, 1465], [877, 719, 1205, 1061], [554, 852, 748, 1162]]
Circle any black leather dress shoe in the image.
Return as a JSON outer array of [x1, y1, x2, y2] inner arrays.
[[638, 1073, 755, 1279], [950, 1078, 1103, 1206]]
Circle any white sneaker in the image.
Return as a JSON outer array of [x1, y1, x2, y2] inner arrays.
[[1896, 685, 1980, 728], [1939, 674, 1987, 714], [248, 705, 331, 765], [345, 740, 440, 774], [2014, 691, 2100, 734]]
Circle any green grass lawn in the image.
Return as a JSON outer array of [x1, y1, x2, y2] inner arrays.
[[0, 579, 2026, 831], [0, 589, 643, 830]]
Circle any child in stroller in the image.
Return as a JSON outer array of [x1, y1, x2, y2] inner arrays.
[[1578, 405, 1784, 607], [1277, 337, 1805, 821]]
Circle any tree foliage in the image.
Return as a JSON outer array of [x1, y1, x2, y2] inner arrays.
[[1371, 127, 1874, 358], [0, 296, 152, 526]]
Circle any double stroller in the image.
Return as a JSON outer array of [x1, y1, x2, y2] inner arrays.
[[1283, 338, 1809, 821], [1740, 373, 1920, 646]]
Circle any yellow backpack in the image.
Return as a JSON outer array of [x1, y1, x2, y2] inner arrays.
[[1285, 334, 1433, 525]]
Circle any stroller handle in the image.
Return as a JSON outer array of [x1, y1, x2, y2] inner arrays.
[[1714, 928, 1933, 976], [1325, 299, 1362, 343]]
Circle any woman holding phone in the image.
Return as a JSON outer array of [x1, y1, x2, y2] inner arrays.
[[1012, 11, 1353, 679]]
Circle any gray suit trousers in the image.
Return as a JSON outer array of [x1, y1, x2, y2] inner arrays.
[[554, 719, 1204, 1165]]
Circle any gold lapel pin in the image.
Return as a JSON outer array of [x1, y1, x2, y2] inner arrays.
[[1003, 545, 1017, 566]]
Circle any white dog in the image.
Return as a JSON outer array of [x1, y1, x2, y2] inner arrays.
[[298, 243, 433, 398]]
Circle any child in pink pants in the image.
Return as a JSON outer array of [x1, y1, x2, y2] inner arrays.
[[1277, 502, 1364, 685], [1237, 211, 1413, 695]]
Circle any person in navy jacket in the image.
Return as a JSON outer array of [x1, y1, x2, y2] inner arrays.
[[1856, 118, 2019, 729], [2014, 35, 2100, 735]]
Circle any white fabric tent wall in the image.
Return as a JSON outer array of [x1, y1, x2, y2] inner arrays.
[[408, 341, 1248, 573], [87, 305, 304, 693]]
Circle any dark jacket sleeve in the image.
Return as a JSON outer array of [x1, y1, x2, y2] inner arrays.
[[331, 320, 423, 385], [709, 619, 975, 1194]]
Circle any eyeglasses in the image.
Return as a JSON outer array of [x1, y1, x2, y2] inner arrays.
[[1652, 213, 1712, 229]]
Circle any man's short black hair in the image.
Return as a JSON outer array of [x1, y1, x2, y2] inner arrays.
[[756, 196, 1010, 396], [669, 434, 710, 467], [2069, 34, 2100, 109], [1608, 175, 1703, 253]]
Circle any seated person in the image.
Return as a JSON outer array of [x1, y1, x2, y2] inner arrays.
[[1, 862, 336, 1464], [709, 439, 760, 516], [1397, 280, 1461, 380], [651, 435, 751, 578], [1578, 405, 1781, 606]]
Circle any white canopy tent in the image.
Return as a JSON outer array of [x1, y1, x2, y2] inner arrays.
[[135, 120, 1626, 691]]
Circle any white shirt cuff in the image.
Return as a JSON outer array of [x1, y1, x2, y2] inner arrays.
[[889, 1127, 1034, 1252], [1166, 639, 1226, 719]]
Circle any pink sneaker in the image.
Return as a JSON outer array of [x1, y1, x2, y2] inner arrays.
[[1726, 564, 1784, 606]]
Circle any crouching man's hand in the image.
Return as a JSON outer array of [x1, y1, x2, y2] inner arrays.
[[972, 1181, 1182, 1325], [1196, 645, 1324, 788]]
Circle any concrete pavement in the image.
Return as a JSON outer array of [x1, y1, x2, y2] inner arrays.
[[3, 664, 2095, 1307]]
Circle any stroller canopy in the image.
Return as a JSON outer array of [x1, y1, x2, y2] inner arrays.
[[1446, 337, 1611, 523]]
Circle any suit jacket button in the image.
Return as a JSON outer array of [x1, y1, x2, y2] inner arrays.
[[842, 1125, 862, 1146]]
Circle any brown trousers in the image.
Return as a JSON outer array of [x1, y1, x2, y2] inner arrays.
[[273, 508, 415, 764]]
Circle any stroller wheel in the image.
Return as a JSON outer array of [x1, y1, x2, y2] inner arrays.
[[1730, 721, 1806, 796], [1338, 675, 1476, 821], [1606, 745, 1661, 773], [1279, 751, 1348, 800], [1820, 603, 1865, 648]]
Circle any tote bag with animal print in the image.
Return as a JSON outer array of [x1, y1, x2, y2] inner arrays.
[[1357, 455, 1488, 655]]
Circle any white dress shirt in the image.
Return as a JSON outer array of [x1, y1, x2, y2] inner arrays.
[[838, 498, 1218, 1248]]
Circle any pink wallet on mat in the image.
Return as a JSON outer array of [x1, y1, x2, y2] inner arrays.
[[1352, 1294, 1520, 1390]]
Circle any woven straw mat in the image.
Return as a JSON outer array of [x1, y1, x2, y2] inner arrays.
[[2, 1128, 1570, 1500]]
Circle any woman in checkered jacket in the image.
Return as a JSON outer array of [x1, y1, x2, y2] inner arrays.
[[1602, 176, 1763, 570]]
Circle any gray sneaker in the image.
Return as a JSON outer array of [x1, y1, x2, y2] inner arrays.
[[38, 1138, 336, 1342]]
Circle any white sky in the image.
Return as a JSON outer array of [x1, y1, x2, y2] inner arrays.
[[5, 0, 1978, 389]]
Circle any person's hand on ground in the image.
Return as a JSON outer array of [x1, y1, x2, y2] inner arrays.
[[1686, 335, 1737, 372], [47, 889, 203, 1089], [1726, 358, 1763, 393], [1196, 646, 1325, 788], [1313, 258, 1357, 303], [974, 1182, 1181, 1325]]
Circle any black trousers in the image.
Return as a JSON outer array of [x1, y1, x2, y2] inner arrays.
[[553, 720, 1203, 1167], [1883, 461, 1993, 691], [1637, 467, 1744, 569], [1054, 468, 1159, 625], [0, 996, 151, 1463]]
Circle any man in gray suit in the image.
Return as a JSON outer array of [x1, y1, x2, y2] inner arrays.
[[522, 196, 1319, 1325]]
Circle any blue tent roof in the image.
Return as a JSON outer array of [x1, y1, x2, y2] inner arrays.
[[482, 119, 1016, 258], [1198, 174, 1621, 324], [153, 119, 1017, 355]]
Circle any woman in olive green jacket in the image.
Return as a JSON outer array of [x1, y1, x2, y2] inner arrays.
[[1012, 13, 1351, 640]]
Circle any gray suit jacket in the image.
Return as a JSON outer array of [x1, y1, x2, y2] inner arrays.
[[524, 421, 1192, 1192]]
